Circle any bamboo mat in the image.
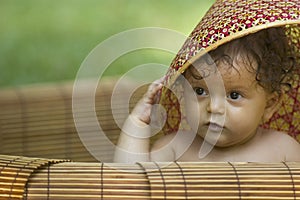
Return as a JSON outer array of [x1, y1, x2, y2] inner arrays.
[[0, 78, 146, 162], [1, 155, 300, 200], [0, 154, 67, 200]]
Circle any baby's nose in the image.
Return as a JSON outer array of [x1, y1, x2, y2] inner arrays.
[[206, 98, 225, 114]]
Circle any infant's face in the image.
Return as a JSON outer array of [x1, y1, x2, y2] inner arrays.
[[183, 58, 273, 148]]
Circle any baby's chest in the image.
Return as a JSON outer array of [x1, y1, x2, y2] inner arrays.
[[177, 143, 284, 162]]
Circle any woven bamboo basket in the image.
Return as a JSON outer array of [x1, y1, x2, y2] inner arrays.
[[0, 154, 299, 200], [0, 78, 146, 162]]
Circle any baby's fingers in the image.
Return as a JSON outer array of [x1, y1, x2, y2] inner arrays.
[[131, 77, 165, 124], [144, 78, 164, 104]]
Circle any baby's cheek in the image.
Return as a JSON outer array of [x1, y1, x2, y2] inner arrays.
[[184, 101, 203, 131], [226, 107, 261, 131]]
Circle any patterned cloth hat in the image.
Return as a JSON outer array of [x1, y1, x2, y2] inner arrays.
[[159, 0, 300, 142]]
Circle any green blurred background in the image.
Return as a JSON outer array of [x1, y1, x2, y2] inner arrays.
[[0, 0, 214, 87]]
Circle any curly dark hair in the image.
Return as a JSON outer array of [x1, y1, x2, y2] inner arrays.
[[202, 27, 297, 94]]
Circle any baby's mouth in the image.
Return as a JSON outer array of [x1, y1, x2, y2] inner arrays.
[[206, 122, 224, 132]]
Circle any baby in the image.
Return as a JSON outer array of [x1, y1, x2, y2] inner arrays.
[[114, 0, 300, 163], [114, 27, 300, 163]]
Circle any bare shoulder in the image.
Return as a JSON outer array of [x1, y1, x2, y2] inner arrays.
[[150, 133, 177, 161], [151, 131, 196, 161], [262, 128, 300, 161]]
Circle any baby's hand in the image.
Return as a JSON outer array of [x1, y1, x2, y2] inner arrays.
[[131, 77, 164, 124]]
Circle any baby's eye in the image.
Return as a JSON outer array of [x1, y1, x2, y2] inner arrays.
[[194, 87, 208, 96], [228, 92, 242, 100]]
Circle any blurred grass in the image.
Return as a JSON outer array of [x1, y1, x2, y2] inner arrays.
[[0, 0, 214, 87]]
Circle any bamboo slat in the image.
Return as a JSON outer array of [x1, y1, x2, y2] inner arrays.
[[0, 78, 146, 162], [0, 154, 66, 200], [1, 155, 300, 200]]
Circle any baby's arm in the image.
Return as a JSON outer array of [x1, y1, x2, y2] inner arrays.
[[113, 78, 163, 163]]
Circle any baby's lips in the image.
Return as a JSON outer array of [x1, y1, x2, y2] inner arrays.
[[207, 122, 224, 132]]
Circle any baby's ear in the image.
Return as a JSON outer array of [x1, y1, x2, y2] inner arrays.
[[263, 92, 282, 122]]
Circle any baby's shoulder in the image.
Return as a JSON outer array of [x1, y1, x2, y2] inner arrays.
[[261, 128, 298, 144], [150, 133, 177, 161], [261, 128, 300, 161], [152, 133, 177, 149], [151, 131, 196, 161]]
